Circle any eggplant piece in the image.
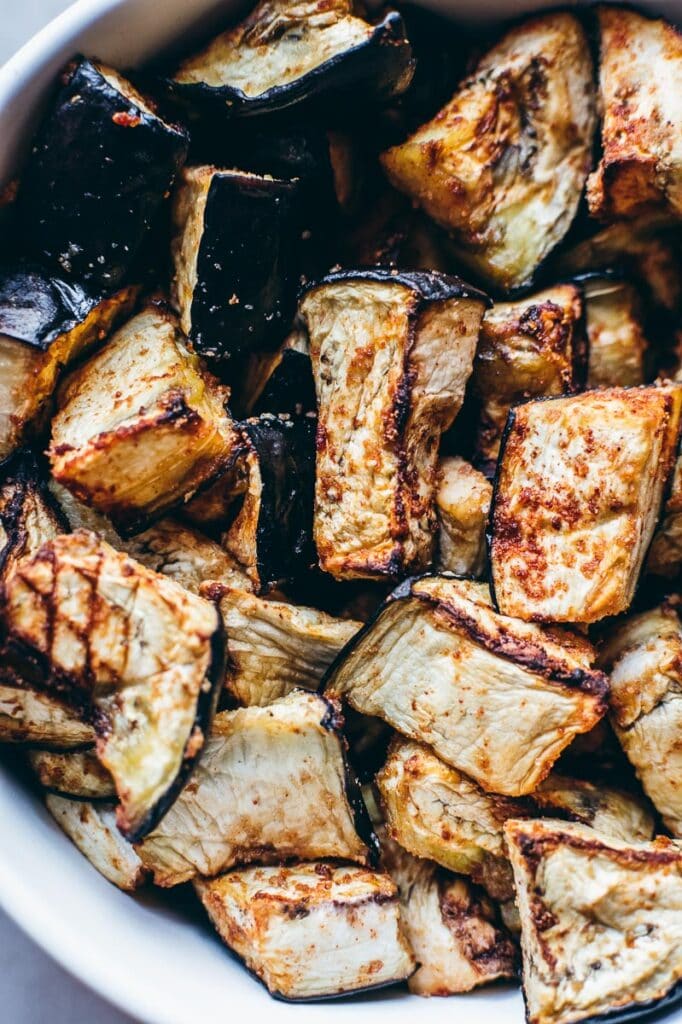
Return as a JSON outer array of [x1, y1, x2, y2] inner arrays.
[[533, 774, 654, 844], [46, 796, 148, 891], [380, 833, 518, 996], [241, 330, 316, 418], [217, 587, 361, 706], [587, 7, 682, 222], [18, 58, 187, 288], [195, 861, 414, 1000], [170, 167, 300, 364], [0, 532, 225, 840], [600, 603, 682, 836], [0, 266, 137, 463], [435, 457, 491, 577], [137, 691, 377, 886], [0, 453, 67, 581], [473, 285, 585, 474], [325, 575, 608, 796], [506, 818, 682, 1024], [648, 454, 682, 578], [381, 13, 595, 293], [49, 306, 242, 536], [582, 275, 649, 389], [181, 460, 248, 533], [29, 747, 115, 799], [299, 269, 489, 581], [0, 682, 94, 749], [223, 414, 316, 593], [376, 737, 529, 901], [168, 0, 414, 118], [489, 385, 682, 623]]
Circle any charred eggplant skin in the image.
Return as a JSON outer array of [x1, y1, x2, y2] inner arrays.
[[568, 984, 682, 1024], [303, 267, 490, 306], [189, 172, 300, 362], [243, 415, 316, 590], [251, 351, 317, 417], [0, 265, 109, 350], [167, 11, 414, 118], [18, 57, 188, 289]]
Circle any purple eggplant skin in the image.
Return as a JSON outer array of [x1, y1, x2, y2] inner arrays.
[[252, 351, 317, 418], [242, 414, 317, 591], [0, 263, 106, 351], [17, 56, 188, 290], [188, 172, 301, 364]]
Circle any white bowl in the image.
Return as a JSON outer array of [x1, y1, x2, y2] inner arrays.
[[0, 2, 680, 1022]]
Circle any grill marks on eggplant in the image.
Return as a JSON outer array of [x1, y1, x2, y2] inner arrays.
[[490, 386, 682, 624], [0, 532, 225, 840], [49, 306, 242, 535], [326, 576, 607, 795], [137, 691, 377, 885], [195, 861, 415, 1000], [300, 269, 488, 581], [168, 0, 414, 117], [18, 58, 188, 288], [506, 818, 682, 1024], [0, 266, 137, 463], [171, 167, 300, 364], [381, 13, 595, 293]]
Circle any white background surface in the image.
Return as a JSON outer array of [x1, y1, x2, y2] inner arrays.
[[0, 15, 134, 1024]]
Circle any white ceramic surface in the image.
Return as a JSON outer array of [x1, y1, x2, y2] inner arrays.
[[0, 1, 680, 1022]]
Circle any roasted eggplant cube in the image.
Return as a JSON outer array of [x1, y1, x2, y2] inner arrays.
[[218, 587, 361, 706], [325, 576, 607, 796], [46, 796, 148, 891], [473, 285, 585, 473], [376, 738, 529, 901], [223, 414, 316, 593], [490, 386, 682, 623], [381, 13, 595, 292], [0, 266, 136, 462], [300, 269, 489, 581], [381, 834, 517, 996], [648, 454, 682, 578], [583, 275, 649, 388], [506, 818, 682, 1024], [601, 603, 682, 836], [18, 57, 187, 288], [168, 0, 414, 117], [0, 453, 67, 581], [587, 7, 682, 222], [532, 773, 654, 844], [137, 691, 377, 885], [435, 457, 491, 577], [195, 861, 414, 1000], [0, 682, 94, 748], [0, 532, 225, 840], [29, 748, 115, 799], [49, 306, 241, 535], [171, 167, 300, 364]]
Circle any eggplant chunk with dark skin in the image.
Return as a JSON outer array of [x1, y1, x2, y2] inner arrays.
[[18, 57, 188, 289], [325, 576, 608, 796], [472, 284, 585, 474], [217, 586, 361, 706], [223, 414, 316, 593], [170, 166, 300, 364], [600, 602, 682, 837], [380, 832, 518, 996], [167, 0, 414, 118], [0, 532, 225, 841], [0, 453, 67, 582], [299, 269, 489, 581], [435, 457, 491, 577], [587, 7, 682, 222], [506, 818, 682, 1024], [582, 275, 649, 389], [195, 861, 415, 1000], [489, 385, 682, 624], [381, 13, 595, 293], [29, 748, 115, 799], [240, 329, 316, 419], [137, 691, 377, 886], [46, 796, 148, 892], [49, 306, 242, 536], [0, 265, 137, 463]]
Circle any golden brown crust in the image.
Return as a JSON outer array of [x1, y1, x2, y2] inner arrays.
[[435, 457, 492, 577]]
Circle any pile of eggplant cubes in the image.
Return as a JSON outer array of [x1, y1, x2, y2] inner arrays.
[[4, 1, 682, 1019]]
